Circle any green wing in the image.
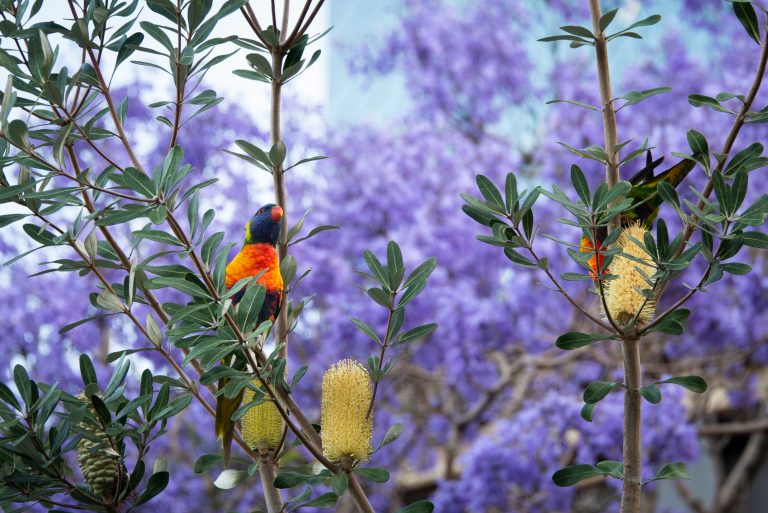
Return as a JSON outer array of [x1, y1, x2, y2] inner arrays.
[[625, 156, 697, 227]]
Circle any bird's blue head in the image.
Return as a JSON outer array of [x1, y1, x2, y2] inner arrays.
[[244, 203, 283, 246]]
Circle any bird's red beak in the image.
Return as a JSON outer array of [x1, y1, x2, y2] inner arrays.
[[271, 205, 284, 222]]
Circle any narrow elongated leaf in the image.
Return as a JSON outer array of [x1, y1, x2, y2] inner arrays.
[[657, 375, 707, 393], [556, 332, 614, 350], [583, 381, 620, 404], [733, 2, 761, 44], [356, 467, 390, 483], [135, 471, 169, 505], [645, 462, 689, 483], [395, 501, 435, 513]]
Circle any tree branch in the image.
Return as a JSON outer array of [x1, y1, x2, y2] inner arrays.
[[589, 0, 621, 233]]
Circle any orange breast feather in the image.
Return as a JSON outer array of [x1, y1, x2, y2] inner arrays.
[[225, 243, 283, 292]]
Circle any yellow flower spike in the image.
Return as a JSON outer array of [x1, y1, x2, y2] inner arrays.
[[604, 223, 657, 326], [321, 359, 373, 464], [241, 381, 285, 451]]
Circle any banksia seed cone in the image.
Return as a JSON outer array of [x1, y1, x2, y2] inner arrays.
[[76, 394, 124, 499], [321, 359, 373, 463], [241, 381, 284, 451], [604, 223, 657, 325]]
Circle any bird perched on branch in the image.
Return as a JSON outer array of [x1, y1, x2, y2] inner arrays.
[[216, 203, 284, 464], [580, 151, 696, 279]]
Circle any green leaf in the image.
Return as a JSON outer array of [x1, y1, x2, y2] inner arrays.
[[355, 467, 390, 483], [742, 231, 768, 248], [724, 143, 763, 175], [639, 384, 661, 404], [133, 229, 184, 247], [79, 354, 98, 387], [556, 332, 613, 350], [269, 141, 286, 167], [289, 224, 339, 245], [546, 98, 600, 111], [6, 119, 30, 149], [0, 381, 20, 410], [152, 276, 211, 299], [476, 175, 504, 210], [139, 21, 174, 53], [686, 130, 710, 168], [367, 287, 391, 307], [0, 213, 27, 228], [237, 283, 266, 332], [300, 492, 338, 508], [570, 165, 590, 205], [688, 94, 734, 114], [234, 140, 272, 169], [722, 262, 751, 275], [596, 460, 625, 479], [397, 279, 426, 308], [646, 308, 691, 335], [623, 14, 661, 31], [504, 248, 538, 268], [247, 52, 273, 77], [733, 2, 761, 44], [619, 87, 672, 108], [13, 365, 32, 408], [599, 8, 619, 32], [364, 250, 390, 290], [394, 323, 437, 346], [331, 472, 348, 496], [135, 471, 169, 506], [538, 34, 594, 45], [553, 462, 622, 487], [657, 375, 707, 393], [583, 381, 620, 404], [274, 471, 315, 489], [560, 25, 594, 38], [580, 402, 596, 422], [377, 423, 403, 450], [95, 207, 153, 226], [645, 462, 689, 483], [386, 240, 405, 289], [116, 32, 144, 68], [146, 0, 178, 24], [403, 257, 437, 290], [350, 317, 380, 344], [395, 500, 435, 513]]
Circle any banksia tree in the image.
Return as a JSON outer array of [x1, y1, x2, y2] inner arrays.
[[321, 360, 374, 465], [463, 2, 768, 512], [76, 394, 125, 500], [604, 223, 657, 326], [241, 382, 284, 452]]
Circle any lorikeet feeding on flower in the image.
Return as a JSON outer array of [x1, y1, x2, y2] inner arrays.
[[216, 203, 284, 464], [580, 151, 696, 279]]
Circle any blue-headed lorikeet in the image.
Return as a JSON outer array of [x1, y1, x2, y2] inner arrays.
[[216, 203, 284, 463], [580, 151, 697, 278]]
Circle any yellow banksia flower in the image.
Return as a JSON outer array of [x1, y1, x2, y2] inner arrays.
[[241, 381, 284, 451], [76, 394, 124, 499], [321, 359, 373, 464], [604, 223, 657, 325]]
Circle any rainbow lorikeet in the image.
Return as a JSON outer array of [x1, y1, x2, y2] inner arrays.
[[216, 203, 284, 464], [580, 151, 697, 279]]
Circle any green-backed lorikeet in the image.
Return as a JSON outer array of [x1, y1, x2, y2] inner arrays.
[[216, 203, 284, 463], [580, 151, 696, 278]]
